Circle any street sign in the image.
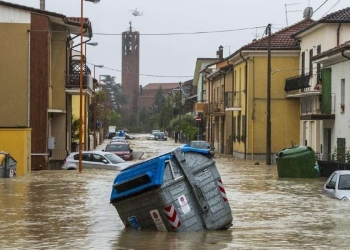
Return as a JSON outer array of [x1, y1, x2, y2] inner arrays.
[[195, 117, 201, 122]]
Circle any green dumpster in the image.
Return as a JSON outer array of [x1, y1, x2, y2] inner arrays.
[[276, 146, 320, 178]]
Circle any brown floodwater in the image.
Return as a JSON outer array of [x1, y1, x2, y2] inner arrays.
[[1, 135, 350, 249]]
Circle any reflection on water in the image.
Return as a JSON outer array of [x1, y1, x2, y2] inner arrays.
[[1, 137, 350, 249]]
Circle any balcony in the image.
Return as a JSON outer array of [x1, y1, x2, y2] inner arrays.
[[205, 103, 225, 116], [224, 91, 242, 111], [66, 58, 93, 95], [66, 75, 93, 95], [300, 94, 335, 120], [285, 74, 314, 97]]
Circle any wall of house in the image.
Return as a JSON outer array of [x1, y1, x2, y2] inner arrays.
[[0, 6, 30, 127], [231, 56, 300, 160], [328, 61, 350, 151], [30, 13, 50, 169], [299, 24, 350, 87], [49, 23, 68, 161], [0, 129, 31, 176]]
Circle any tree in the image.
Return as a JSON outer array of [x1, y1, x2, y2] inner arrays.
[[71, 115, 80, 142]]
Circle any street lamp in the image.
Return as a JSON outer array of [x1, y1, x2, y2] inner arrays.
[[93, 65, 103, 149], [79, 0, 100, 173], [87, 42, 98, 46]]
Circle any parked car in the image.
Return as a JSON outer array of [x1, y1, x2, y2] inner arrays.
[[104, 142, 133, 161], [61, 151, 130, 171], [323, 170, 350, 201], [108, 132, 116, 139], [189, 140, 215, 157], [147, 131, 159, 140], [125, 133, 135, 140], [111, 137, 129, 144], [154, 132, 167, 141]]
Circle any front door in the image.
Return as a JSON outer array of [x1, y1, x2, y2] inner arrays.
[[337, 138, 346, 163]]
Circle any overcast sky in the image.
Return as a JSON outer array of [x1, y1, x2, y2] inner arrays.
[[6, 0, 350, 85]]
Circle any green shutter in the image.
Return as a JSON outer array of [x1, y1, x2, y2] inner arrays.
[[321, 68, 332, 114]]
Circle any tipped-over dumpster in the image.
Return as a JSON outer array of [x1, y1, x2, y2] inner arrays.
[[276, 146, 320, 178], [110, 147, 232, 232], [0, 151, 17, 178]]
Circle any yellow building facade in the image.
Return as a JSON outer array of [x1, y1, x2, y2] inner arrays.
[[205, 19, 315, 162]]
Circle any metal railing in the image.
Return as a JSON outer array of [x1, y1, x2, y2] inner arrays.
[[284, 74, 310, 96], [224, 91, 241, 108], [66, 75, 93, 91]]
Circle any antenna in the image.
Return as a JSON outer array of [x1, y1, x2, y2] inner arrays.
[[252, 28, 262, 41], [285, 3, 301, 26]]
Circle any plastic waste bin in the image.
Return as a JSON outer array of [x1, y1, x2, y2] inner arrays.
[[0, 151, 17, 178], [110, 147, 232, 232], [276, 146, 319, 178]]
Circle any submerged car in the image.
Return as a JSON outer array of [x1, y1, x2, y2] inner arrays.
[[61, 151, 129, 171], [323, 170, 350, 201], [189, 140, 215, 157], [124, 133, 135, 140], [154, 132, 167, 141], [110, 137, 129, 144], [104, 142, 133, 161]]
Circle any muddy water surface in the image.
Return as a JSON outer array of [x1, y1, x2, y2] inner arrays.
[[1, 135, 350, 249]]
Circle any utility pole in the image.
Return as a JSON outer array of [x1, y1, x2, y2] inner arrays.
[[179, 81, 182, 143], [266, 24, 272, 165]]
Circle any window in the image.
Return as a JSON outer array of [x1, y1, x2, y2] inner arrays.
[[301, 51, 305, 76], [341, 79, 345, 105], [91, 154, 104, 162], [328, 173, 337, 188], [309, 49, 313, 77], [317, 45, 321, 81], [237, 113, 241, 141]]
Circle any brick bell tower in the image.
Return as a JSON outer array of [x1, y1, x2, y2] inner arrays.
[[121, 22, 140, 121]]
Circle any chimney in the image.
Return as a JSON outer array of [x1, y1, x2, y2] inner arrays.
[[216, 45, 224, 61], [40, 0, 45, 10]]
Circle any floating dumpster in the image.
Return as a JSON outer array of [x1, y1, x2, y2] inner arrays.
[[110, 147, 232, 232], [0, 151, 17, 178], [276, 146, 320, 178]]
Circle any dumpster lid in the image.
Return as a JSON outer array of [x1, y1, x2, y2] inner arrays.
[[277, 146, 314, 157]]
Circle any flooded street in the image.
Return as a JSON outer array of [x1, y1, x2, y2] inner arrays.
[[1, 135, 350, 249]]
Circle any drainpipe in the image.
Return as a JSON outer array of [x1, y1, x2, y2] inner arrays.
[[240, 51, 248, 159], [71, 28, 90, 49], [337, 23, 341, 46], [27, 30, 31, 127], [342, 50, 350, 60]]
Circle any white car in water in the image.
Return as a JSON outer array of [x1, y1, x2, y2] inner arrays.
[[62, 151, 132, 171], [323, 170, 350, 201]]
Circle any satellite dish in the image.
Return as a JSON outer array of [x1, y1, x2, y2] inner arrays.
[[303, 7, 313, 19]]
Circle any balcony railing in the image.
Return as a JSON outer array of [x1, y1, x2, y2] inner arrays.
[[66, 57, 93, 92], [224, 91, 241, 110], [284, 74, 311, 97], [66, 75, 93, 91], [300, 93, 335, 120]]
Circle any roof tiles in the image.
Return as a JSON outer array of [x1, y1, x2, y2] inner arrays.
[[241, 19, 316, 51]]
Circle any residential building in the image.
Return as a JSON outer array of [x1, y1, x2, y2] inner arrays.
[[288, 7, 350, 159], [204, 18, 315, 161], [193, 57, 218, 140], [138, 83, 180, 111], [0, 1, 93, 171]]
